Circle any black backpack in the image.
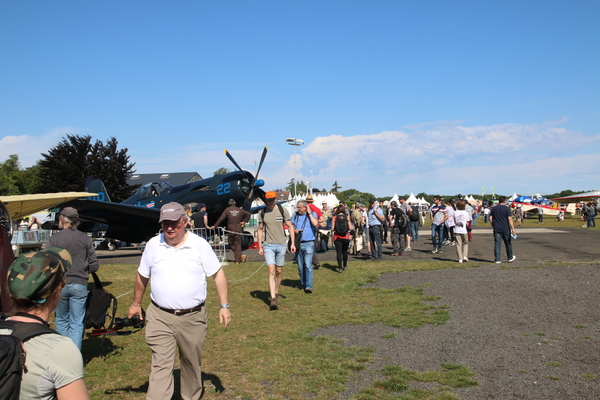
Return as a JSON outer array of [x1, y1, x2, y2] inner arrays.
[[396, 210, 409, 230], [85, 272, 117, 330], [0, 317, 57, 400], [334, 213, 349, 235], [410, 206, 420, 221]]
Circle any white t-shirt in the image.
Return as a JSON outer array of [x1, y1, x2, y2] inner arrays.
[[454, 210, 472, 235], [139, 232, 222, 310], [21, 333, 84, 400]]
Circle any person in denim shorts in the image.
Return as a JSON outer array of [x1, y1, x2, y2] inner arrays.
[[257, 191, 296, 310]]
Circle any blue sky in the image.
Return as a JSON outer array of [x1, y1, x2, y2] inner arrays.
[[1, 1, 599, 197]]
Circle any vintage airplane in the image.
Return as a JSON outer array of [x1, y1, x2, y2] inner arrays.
[[60, 147, 269, 243], [550, 190, 600, 204]]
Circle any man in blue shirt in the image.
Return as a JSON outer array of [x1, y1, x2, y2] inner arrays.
[[367, 198, 385, 261], [291, 199, 319, 293], [490, 196, 517, 263]]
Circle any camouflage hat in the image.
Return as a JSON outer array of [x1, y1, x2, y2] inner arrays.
[[8, 246, 72, 303]]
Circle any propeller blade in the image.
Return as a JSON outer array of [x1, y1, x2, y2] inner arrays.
[[224, 149, 244, 172], [255, 147, 268, 179]]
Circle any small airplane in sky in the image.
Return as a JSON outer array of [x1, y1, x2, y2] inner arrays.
[[60, 147, 269, 243]]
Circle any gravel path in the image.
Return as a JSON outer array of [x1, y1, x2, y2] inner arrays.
[[313, 262, 600, 399]]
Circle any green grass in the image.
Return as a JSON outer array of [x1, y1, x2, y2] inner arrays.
[[510, 214, 597, 229], [546, 362, 562, 367], [355, 363, 478, 400], [82, 258, 462, 399]]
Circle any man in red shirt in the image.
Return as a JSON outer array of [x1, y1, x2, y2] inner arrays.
[[305, 195, 323, 269]]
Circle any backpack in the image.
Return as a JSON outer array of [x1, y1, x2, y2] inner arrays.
[[351, 209, 363, 226], [0, 317, 57, 400], [410, 206, 420, 221], [334, 213, 349, 235], [85, 272, 117, 330], [395, 210, 408, 230]]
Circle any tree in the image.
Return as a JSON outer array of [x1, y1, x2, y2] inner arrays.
[[286, 179, 307, 196], [213, 167, 230, 175], [0, 154, 20, 195], [0, 155, 41, 196], [36, 135, 137, 202], [331, 181, 342, 192], [337, 189, 375, 205]]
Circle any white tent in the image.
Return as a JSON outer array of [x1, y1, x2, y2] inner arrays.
[[407, 193, 419, 204]]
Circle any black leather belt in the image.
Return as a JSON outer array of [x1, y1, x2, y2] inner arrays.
[[151, 299, 205, 316]]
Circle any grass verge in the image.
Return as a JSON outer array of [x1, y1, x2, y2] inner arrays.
[[82, 258, 465, 399]]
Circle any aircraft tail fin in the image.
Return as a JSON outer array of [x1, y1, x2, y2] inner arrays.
[[87, 179, 112, 202]]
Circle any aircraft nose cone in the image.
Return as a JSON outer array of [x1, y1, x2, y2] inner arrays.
[[255, 179, 265, 188]]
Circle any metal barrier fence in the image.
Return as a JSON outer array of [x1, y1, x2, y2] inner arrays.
[[189, 227, 227, 263]]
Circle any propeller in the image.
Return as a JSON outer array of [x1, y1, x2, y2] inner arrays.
[[224, 149, 244, 173], [224, 147, 268, 180], [255, 146, 268, 179], [223, 147, 269, 209]]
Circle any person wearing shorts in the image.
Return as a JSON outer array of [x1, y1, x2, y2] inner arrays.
[[257, 191, 296, 310]]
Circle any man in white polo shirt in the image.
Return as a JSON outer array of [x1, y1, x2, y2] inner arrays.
[[128, 202, 231, 400]]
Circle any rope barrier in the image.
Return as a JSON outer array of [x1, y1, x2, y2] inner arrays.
[[219, 228, 256, 238], [115, 289, 134, 299], [227, 261, 266, 283]]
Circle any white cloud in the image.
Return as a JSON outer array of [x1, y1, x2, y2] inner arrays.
[[277, 119, 600, 196], [0, 127, 80, 168]]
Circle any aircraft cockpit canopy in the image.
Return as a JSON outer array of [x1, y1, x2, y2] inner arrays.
[[138, 181, 174, 198]]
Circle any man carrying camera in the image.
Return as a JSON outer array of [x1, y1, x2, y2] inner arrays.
[[291, 199, 319, 293], [128, 202, 231, 400]]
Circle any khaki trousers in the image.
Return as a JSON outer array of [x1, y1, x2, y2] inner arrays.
[[145, 302, 207, 400], [456, 233, 469, 261]]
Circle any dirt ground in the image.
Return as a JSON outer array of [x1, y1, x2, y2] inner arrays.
[[97, 226, 600, 399]]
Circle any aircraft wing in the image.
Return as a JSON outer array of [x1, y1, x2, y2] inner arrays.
[[0, 192, 96, 220], [550, 190, 600, 204], [61, 199, 161, 243]]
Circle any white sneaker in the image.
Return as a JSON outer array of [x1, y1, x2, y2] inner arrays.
[[431, 249, 438, 254], [458, 259, 463, 263], [406, 247, 412, 251], [509, 255, 516, 263], [495, 261, 501, 264], [463, 257, 469, 262]]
